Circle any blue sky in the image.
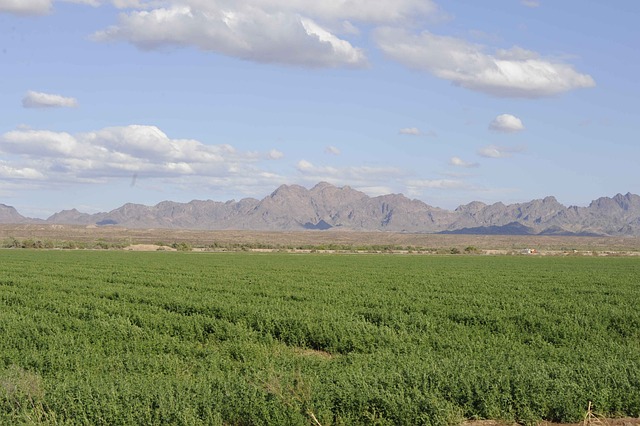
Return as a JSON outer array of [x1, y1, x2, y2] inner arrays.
[[1, 0, 638, 218]]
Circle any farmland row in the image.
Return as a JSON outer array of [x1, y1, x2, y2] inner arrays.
[[1, 251, 639, 425]]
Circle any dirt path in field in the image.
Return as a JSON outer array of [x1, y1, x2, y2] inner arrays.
[[125, 244, 176, 251], [464, 418, 640, 426]]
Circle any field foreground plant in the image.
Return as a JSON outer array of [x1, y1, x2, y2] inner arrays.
[[0, 251, 639, 425]]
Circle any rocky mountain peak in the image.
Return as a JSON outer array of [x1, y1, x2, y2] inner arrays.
[[611, 192, 640, 210], [3, 183, 640, 235], [310, 181, 334, 191], [270, 184, 306, 196], [0, 204, 28, 224], [455, 201, 488, 213]]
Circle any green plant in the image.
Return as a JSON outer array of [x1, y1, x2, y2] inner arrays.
[[1, 252, 639, 424], [171, 242, 192, 251]]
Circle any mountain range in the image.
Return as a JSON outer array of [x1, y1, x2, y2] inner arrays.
[[3, 182, 640, 236]]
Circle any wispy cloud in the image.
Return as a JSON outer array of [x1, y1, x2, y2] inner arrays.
[[478, 144, 525, 158], [449, 156, 479, 168], [296, 159, 404, 187], [374, 28, 595, 97], [268, 149, 284, 159], [0, 0, 51, 16], [22, 91, 78, 108], [406, 178, 469, 190], [399, 127, 420, 136], [325, 145, 341, 155], [0, 161, 44, 179], [489, 114, 525, 133]]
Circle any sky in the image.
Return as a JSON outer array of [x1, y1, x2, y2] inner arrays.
[[1, 0, 639, 218]]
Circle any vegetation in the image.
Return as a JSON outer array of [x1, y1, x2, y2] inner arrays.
[[1, 237, 128, 250], [1, 251, 639, 425]]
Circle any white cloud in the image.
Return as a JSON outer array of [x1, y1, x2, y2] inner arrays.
[[296, 159, 403, 186], [0, 125, 282, 185], [109, 0, 163, 7], [61, 0, 100, 6], [449, 156, 478, 168], [60, 0, 438, 19], [521, 0, 540, 8], [357, 186, 394, 197], [340, 20, 360, 36], [406, 178, 467, 189], [268, 149, 284, 159], [489, 114, 525, 132], [22, 91, 78, 108], [93, 5, 367, 68], [0, 162, 45, 179], [399, 127, 420, 136], [325, 145, 340, 155], [166, 1, 438, 25], [374, 28, 595, 97], [90, 0, 443, 68], [59, 0, 165, 7], [0, 0, 51, 15], [296, 159, 315, 172], [477, 144, 525, 158], [0, 129, 80, 157]]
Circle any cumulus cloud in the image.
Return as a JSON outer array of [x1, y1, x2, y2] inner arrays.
[[0, 0, 51, 15], [90, 0, 444, 68], [242, 0, 438, 24], [449, 156, 478, 168], [5, 0, 437, 22], [399, 127, 420, 136], [325, 145, 341, 155], [93, 4, 367, 68], [374, 28, 595, 97], [0, 161, 45, 179], [0, 125, 281, 184], [489, 114, 525, 133], [477, 144, 525, 158], [22, 91, 78, 109]]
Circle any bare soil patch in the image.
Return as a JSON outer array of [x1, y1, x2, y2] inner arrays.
[[464, 418, 640, 426], [125, 244, 176, 251], [2, 224, 640, 254], [293, 348, 334, 359]]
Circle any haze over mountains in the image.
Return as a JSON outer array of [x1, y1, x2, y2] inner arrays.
[[2, 182, 640, 236]]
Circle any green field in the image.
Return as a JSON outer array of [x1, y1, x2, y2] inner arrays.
[[1, 251, 639, 425]]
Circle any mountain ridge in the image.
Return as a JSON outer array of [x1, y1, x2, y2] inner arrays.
[[3, 183, 640, 236]]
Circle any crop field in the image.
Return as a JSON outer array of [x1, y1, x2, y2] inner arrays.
[[1, 251, 639, 425]]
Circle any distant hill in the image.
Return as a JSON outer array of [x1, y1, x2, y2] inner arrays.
[[4, 183, 640, 236], [0, 204, 32, 224], [439, 222, 536, 236]]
